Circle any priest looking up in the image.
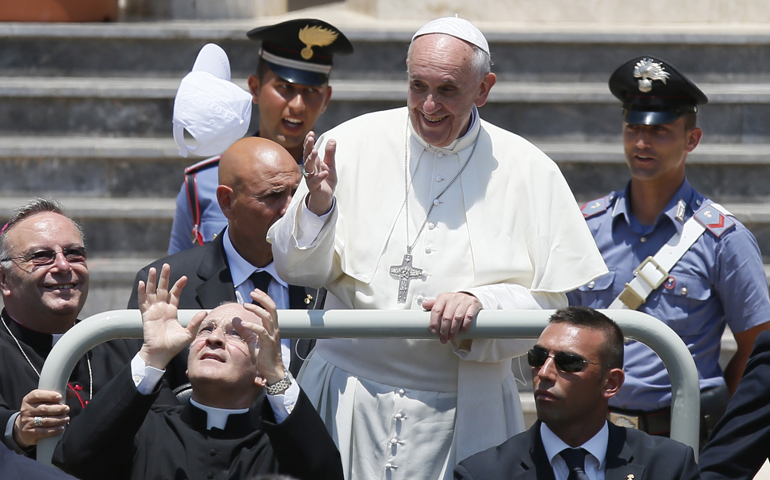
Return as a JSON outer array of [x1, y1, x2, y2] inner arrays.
[[268, 16, 608, 480], [55, 265, 343, 480], [0, 199, 140, 458]]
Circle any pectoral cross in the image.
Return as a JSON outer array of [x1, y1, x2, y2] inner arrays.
[[389, 253, 424, 304]]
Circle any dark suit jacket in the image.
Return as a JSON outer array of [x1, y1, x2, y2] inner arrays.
[[0, 443, 76, 479], [699, 329, 770, 480], [454, 421, 700, 480], [54, 364, 343, 480], [127, 233, 323, 386]]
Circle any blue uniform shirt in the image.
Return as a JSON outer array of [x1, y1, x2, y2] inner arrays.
[[568, 179, 770, 411], [168, 159, 228, 255]]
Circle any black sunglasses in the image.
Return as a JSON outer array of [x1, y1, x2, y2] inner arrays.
[[1, 246, 88, 267], [527, 346, 605, 373]]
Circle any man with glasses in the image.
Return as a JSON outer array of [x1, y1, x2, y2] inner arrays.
[[455, 306, 699, 480], [0, 198, 141, 458]]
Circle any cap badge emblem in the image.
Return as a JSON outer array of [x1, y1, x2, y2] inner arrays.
[[633, 58, 670, 93], [298, 25, 338, 60]]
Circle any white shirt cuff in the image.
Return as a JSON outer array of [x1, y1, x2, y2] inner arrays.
[[130, 353, 166, 395], [265, 381, 300, 424], [297, 196, 335, 248]]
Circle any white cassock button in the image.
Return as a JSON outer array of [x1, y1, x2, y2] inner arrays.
[[588, 281, 595, 289], [425, 247, 432, 254], [433, 199, 440, 206], [428, 222, 435, 230], [397, 388, 405, 396], [390, 438, 399, 445], [415, 295, 425, 306], [436, 175, 443, 182], [394, 413, 403, 420]]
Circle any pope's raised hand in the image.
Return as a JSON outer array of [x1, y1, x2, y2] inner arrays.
[[137, 264, 206, 369], [302, 131, 337, 216]]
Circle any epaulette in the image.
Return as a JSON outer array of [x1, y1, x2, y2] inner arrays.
[[580, 193, 616, 219], [693, 202, 736, 238], [184, 155, 221, 175]]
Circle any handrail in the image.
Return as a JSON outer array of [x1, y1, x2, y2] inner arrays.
[[37, 308, 700, 465]]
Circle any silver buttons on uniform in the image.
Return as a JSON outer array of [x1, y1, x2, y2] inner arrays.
[[681, 287, 688, 296]]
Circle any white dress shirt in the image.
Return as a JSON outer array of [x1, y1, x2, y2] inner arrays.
[[222, 227, 291, 370], [541, 421, 609, 480]]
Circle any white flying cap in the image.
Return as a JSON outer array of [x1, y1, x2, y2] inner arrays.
[[173, 43, 252, 158], [412, 16, 489, 55]]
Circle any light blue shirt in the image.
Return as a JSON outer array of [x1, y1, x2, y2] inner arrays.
[[568, 179, 770, 410]]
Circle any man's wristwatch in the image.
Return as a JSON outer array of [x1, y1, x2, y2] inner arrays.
[[266, 371, 293, 396]]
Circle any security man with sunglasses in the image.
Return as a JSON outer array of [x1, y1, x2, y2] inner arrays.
[[455, 306, 700, 480], [0, 198, 149, 459]]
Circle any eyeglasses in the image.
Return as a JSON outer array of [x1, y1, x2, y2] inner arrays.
[[527, 346, 605, 373], [1, 246, 88, 267]]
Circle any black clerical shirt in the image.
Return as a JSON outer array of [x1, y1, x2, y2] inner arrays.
[[0, 310, 139, 457]]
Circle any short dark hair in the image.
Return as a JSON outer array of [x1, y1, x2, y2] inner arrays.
[[682, 112, 697, 131], [548, 306, 624, 369], [256, 57, 271, 82], [0, 198, 84, 269]]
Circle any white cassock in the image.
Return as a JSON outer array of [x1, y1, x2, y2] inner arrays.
[[269, 106, 607, 480]]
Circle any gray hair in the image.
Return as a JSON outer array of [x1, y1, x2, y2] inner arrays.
[[407, 34, 492, 81], [0, 198, 84, 268]]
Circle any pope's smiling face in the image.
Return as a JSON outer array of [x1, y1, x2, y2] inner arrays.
[[406, 34, 496, 148], [0, 212, 88, 332]]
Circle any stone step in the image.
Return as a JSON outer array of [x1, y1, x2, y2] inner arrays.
[[2, 136, 769, 202], [0, 195, 769, 257], [2, 78, 770, 141], [3, 21, 770, 82]]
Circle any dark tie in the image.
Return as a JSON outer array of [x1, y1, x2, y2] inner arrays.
[[559, 448, 590, 480], [249, 270, 273, 305]]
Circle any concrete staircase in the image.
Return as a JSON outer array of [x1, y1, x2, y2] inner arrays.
[[1, 15, 768, 337]]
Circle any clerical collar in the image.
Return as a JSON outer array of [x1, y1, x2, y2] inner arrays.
[[1, 310, 65, 350], [189, 397, 249, 430], [541, 421, 608, 471], [222, 226, 287, 291], [410, 105, 480, 154]]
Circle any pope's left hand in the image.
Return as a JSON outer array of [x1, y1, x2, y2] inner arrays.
[[423, 292, 482, 344]]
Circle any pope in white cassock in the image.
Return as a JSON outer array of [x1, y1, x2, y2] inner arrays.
[[268, 16, 608, 480]]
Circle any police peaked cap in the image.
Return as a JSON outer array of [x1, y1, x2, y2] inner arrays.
[[609, 55, 708, 126], [247, 18, 353, 87]]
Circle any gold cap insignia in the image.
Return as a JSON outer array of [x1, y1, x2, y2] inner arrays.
[[298, 25, 338, 60], [633, 58, 670, 93]]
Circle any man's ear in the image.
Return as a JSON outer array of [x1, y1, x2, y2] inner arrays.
[[216, 185, 235, 220], [602, 368, 625, 399], [685, 127, 703, 153], [247, 75, 260, 105], [0, 267, 11, 298], [474, 72, 497, 108]]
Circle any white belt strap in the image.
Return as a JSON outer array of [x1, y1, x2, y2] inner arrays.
[[609, 203, 731, 310]]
